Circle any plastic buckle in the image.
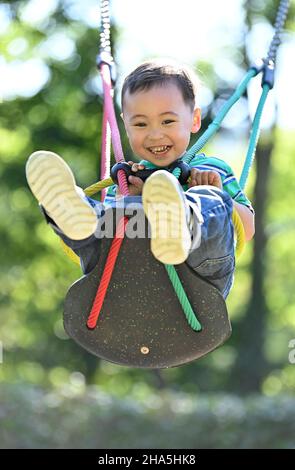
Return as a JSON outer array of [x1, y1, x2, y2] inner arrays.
[[96, 52, 117, 85], [111, 160, 191, 186], [249, 58, 265, 75], [261, 59, 275, 89], [110, 162, 132, 185], [111, 162, 159, 184], [168, 160, 191, 185]]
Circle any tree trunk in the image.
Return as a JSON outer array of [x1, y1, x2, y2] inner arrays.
[[230, 134, 274, 393]]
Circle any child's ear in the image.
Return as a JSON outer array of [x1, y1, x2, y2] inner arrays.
[[120, 112, 128, 131], [121, 112, 130, 138], [191, 108, 201, 133]]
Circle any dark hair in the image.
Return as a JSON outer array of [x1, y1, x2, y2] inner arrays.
[[121, 59, 199, 111]]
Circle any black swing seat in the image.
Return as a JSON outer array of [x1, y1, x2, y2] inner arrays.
[[64, 199, 231, 368]]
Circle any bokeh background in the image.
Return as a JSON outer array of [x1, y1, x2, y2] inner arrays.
[[1, 0, 295, 448]]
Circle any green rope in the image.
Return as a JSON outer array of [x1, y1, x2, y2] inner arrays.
[[165, 264, 201, 331], [239, 84, 270, 189]]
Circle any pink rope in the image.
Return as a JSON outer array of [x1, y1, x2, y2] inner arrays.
[[100, 108, 111, 202], [100, 63, 129, 196]]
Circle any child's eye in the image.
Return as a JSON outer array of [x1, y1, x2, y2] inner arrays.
[[163, 119, 175, 125], [134, 122, 147, 128]]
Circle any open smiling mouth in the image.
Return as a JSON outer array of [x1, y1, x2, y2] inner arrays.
[[147, 145, 172, 155]]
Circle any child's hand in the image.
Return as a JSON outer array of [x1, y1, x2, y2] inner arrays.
[[127, 161, 145, 195], [116, 161, 145, 197], [189, 168, 223, 190]]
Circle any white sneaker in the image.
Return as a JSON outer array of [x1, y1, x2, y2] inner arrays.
[[26, 150, 97, 240], [142, 170, 200, 265]]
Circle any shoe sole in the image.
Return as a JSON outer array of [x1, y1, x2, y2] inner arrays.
[[142, 171, 191, 264], [26, 151, 97, 240]]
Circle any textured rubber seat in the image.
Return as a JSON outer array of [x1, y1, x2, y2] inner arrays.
[[63, 203, 231, 368]]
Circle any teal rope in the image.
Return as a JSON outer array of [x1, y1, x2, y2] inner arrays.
[[185, 68, 258, 161], [168, 71, 270, 333], [239, 84, 271, 189], [165, 265, 201, 331]]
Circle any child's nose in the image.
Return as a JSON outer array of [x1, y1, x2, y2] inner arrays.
[[148, 128, 164, 140]]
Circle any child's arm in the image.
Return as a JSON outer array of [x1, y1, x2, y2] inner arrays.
[[232, 201, 255, 241]]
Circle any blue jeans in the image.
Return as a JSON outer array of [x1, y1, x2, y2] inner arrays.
[[186, 186, 235, 299], [42, 186, 235, 299]]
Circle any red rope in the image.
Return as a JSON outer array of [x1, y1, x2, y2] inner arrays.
[[87, 216, 128, 329]]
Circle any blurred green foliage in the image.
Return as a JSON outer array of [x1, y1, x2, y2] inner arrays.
[[1, 0, 295, 448], [1, 383, 295, 448]]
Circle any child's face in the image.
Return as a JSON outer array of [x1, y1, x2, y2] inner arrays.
[[122, 83, 201, 167]]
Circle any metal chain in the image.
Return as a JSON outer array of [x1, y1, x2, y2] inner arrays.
[[266, 0, 290, 63], [100, 0, 112, 55]]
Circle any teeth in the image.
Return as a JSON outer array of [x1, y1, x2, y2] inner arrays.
[[149, 146, 170, 153]]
